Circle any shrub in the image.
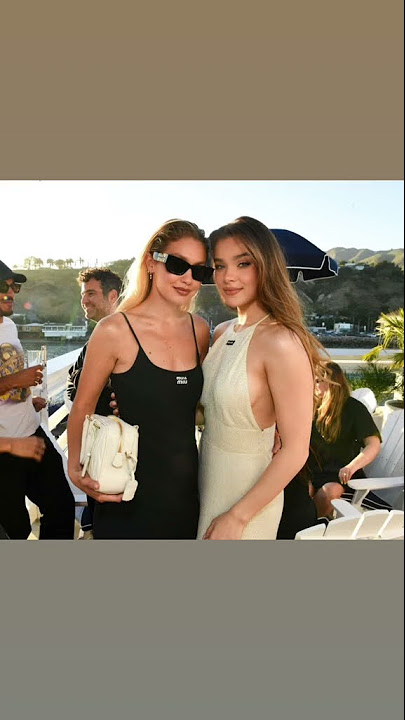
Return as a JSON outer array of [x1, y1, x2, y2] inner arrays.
[[346, 364, 397, 404]]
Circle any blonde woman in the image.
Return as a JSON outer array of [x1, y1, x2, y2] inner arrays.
[[310, 361, 382, 519], [197, 216, 326, 540], [67, 220, 212, 539]]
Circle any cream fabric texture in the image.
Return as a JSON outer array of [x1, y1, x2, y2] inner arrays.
[[197, 318, 283, 540]]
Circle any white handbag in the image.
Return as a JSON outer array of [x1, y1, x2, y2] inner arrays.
[[80, 414, 139, 502]]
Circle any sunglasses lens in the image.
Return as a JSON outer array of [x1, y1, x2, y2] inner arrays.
[[199, 266, 214, 284], [0, 282, 20, 294], [165, 255, 189, 276], [192, 266, 213, 283], [163, 254, 214, 284]]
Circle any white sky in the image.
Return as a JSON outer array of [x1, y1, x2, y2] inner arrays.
[[0, 180, 403, 268]]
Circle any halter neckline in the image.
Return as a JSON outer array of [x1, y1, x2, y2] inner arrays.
[[232, 314, 271, 334]]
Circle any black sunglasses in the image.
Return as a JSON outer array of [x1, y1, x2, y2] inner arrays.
[[0, 281, 22, 295], [152, 252, 214, 284]]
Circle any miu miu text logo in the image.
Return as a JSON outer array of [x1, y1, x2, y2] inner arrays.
[[176, 376, 188, 385]]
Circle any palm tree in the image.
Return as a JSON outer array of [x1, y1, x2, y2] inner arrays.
[[47, 258, 54, 268], [363, 308, 404, 403]]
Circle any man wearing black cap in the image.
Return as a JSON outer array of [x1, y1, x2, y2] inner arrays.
[[0, 260, 75, 539]]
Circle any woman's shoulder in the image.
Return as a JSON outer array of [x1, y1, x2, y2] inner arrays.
[[344, 395, 376, 422], [91, 312, 127, 339], [256, 321, 305, 354], [344, 396, 368, 413], [212, 319, 234, 342], [192, 313, 210, 333]]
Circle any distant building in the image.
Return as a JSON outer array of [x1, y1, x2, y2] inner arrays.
[[16, 322, 87, 339], [308, 326, 325, 333], [334, 322, 353, 333], [42, 323, 87, 339]]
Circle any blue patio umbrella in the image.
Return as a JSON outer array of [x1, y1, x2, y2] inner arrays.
[[271, 228, 339, 282]]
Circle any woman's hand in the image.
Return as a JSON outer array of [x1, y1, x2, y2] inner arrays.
[[68, 466, 123, 503], [109, 392, 120, 417], [203, 510, 246, 540], [338, 464, 356, 484]]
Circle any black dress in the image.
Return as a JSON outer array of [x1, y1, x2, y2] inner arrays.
[[276, 477, 317, 539], [92, 313, 203, 539]]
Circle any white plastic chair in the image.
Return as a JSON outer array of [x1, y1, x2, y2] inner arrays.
[[354, 509, 390, 539], [322, 516, 363, 539], [348, 409, 404, 511], [351, 387, 377, 414], [295, 518, 360, 540], [378, 510, 404, 539], [295, 523, 327, 539], [295, 517, 363, 540], [332, 499, 404, 539]]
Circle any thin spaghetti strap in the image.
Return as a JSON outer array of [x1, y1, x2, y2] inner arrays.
[[189, 313, 201, 366], [120, 312, 143, 349]]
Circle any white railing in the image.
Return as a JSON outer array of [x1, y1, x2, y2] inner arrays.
[[44, 347, 87, 506], [45, 346, 82, 445]]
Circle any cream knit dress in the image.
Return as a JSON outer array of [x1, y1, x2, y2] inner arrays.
[[197, 317, 284, 540]]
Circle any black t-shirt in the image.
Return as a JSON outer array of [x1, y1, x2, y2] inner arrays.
[[309, 396, 382, 486]]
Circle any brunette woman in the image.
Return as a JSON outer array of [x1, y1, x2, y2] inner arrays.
[[197, 217, 325, 540]]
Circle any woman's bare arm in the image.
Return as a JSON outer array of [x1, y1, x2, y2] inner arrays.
[[67, 316, 124, 502], [193, 315, 211, 426], [338, 435, 381, 484], [192, 314, 211, 363]]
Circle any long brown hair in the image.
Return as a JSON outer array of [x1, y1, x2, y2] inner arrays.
[[209, 216, 327, 382], [117, 219, 208, 314], [315, 362, 351, 443]]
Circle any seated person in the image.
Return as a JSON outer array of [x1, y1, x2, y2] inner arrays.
[[309, 362, 382, 519]]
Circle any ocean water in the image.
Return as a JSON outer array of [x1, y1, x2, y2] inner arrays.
[[21, 339, 395, 363], [21, 338, 84, 360]]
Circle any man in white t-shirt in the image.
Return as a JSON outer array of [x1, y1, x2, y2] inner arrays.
[[0, 260, 75, 539]]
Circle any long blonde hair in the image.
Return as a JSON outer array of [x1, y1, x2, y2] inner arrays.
[[117, 219, 208, 314], [316, 362, 351, 443], [209, 216, 328, 382]]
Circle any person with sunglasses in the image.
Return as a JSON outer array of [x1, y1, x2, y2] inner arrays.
[[196, 217, 326, 540], [67, 220, 212, 539], [0, 260, 75, 539]]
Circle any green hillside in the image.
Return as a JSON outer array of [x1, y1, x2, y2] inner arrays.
[[328, 247, 404, 269], [11, 258, 404, 333], [12, 260, 133, 324]]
